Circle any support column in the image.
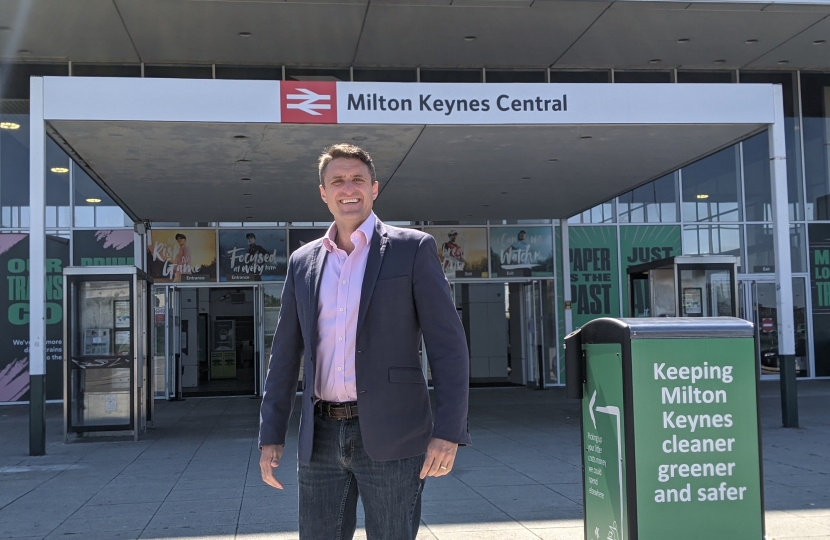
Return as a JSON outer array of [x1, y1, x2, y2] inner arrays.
[[768, 84, 798, 428], [28, 77, 47, 456], [561, 220, 573, 335]]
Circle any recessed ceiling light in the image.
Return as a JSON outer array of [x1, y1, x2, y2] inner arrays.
[[50, 167, 69, 174], [696, 194, 709, 200], [500, 192, 508, 195], [0, 122, 20, 130], [0, 26, 11, 31], [234, 135, 247, 140], [246, 216, 253, 219], [86, 198, 101, 203], [745, 39, 758, 44], [464, 36, 476, 42], [243, 193, 252, 196], [238, 32, 252, 37], [713, 59, 726, 64], [245, 206, 253, 209], [813, 40, 826, 45], [547, 158, 558, 162], [18, 49, 31, 55], [482, 204, 489, 207], [522, 177, 531, 180], [237, 159, 250, 163], [777, 60, 790, 64], [649, 59, 661, 64], [240, 177, 251, 181], [352, 136, 367, 141], [677, 38, 690, 44], [580, 135, 592, 140]]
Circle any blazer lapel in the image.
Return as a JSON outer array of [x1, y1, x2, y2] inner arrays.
[[357, 219, 388, 337], [309, 242, 327, 365]]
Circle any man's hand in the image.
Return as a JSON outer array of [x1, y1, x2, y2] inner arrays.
[[260, 444, 285, 489], [419, 438, 458, 479]]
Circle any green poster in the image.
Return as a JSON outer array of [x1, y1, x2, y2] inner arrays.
[[583, 343, 627, 540], [630, 338, 762, 540], [569, 226, 619, 329], [619, 226, 682, 317]]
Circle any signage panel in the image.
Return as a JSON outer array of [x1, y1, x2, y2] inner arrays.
[[489, 226, 553, 277], [424, 227, 489, 279], [569, 226, 620, 328], [809, 223, 830, 376], [73, 229, 135, 267], [218, 229, 287, 282], [630, 337, 763, 540], [148, 229, 217, 283], [583, 343, 627, 540]]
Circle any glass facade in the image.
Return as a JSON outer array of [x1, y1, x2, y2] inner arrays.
[[2, 64, 830, 406]]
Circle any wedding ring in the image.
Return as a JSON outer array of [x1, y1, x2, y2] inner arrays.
[[439, 465, 448, 470]]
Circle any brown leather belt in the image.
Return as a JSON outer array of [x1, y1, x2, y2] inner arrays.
[[315, 400, 358, 420]]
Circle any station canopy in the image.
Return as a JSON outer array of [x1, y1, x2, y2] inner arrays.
[[42, 77, 779, 223]]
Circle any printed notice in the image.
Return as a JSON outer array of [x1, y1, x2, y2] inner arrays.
[[583, 344, 627, 540]]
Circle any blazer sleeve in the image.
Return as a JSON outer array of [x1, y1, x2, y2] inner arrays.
[[412, 234, 472, 446], [258, 255, 304, 448]]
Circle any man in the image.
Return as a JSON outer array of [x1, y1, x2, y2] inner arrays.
[[173, 233, 191, 282], [441, 230, 467, 273], [246, 232, 270, 258], [259, 144, 470, 540], [502, 229, 529, 266]]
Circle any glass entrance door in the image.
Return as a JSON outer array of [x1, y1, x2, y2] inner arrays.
[[739, 278, 809, 378]]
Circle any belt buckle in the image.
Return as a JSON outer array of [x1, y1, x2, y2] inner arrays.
[[343, 402, 353, 420]]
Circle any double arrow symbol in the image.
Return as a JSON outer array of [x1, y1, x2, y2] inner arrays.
[[286, 88, 332, 116]]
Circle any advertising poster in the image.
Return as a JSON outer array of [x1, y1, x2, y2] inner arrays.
[[424, 227, 488, 278], [0, 234, 69, 403], [569, 226, 620, 329], [809, 224, 830, 376], [289, 229, 327, 254], [148, 229, 217, 283], [619, 225, 682, 317], [73, 229, 135, 267], [218, 229, 287, 282], [489, 226, 554, 277]]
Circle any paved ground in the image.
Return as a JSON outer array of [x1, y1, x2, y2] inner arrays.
[[1, 380, 828, 540]]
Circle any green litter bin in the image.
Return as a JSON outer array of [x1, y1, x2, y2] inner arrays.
[[565, 317, 764, 540]]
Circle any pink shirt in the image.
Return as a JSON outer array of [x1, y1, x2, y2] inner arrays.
[[314, 212, 376, 402]]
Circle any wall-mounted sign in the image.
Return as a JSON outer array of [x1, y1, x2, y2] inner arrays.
[[148, 229, 216, 283], [489, 226, 554, 277], [73, 230, 135, 267], [218, 229, 287, 282], [424, 227, 488, 279]]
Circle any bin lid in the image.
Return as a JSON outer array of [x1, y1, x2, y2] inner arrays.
[[580, 317, 754, 341]]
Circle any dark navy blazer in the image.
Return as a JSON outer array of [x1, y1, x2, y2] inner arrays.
[[258, 218, 471, 464]]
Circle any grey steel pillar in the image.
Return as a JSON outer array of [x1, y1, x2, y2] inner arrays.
[[561, 220, 573, 335], [768, 84, 798, 428], [28, 77, 47, 455]]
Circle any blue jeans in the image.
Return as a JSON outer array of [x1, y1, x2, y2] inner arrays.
[[298, 412, 426, 540]]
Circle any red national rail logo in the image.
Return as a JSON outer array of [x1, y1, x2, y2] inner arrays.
[[281, 81, 337, 124]]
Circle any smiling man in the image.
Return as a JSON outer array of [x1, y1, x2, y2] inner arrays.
[[258, 144, 471, 540]]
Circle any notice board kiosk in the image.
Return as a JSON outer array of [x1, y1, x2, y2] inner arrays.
[[565, 317, 763, 540], [626, 256, 738, 319], [63, 266, 153, 441]]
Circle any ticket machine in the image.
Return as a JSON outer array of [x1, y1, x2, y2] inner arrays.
[[63, 266, 153, 441], [626, 255, 738, 318]]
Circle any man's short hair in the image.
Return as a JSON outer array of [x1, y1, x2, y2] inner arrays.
[[246, 233, 256, 240], [175, 233, 186, 240], [318, 143, 376, 186]]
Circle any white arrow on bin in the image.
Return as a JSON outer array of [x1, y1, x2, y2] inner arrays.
[[286, 88, 332, 116], [589, 389, 625, 540]]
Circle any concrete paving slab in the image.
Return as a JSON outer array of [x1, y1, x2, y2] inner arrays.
[[0, 380, 828, 539]]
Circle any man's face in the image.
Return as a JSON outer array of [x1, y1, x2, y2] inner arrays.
[[177, 237, 186, 246], [247, 236, 256, 245], [518, 231, 526, 241], [319, 158, 377, 226], [449, 234, 458, 242]]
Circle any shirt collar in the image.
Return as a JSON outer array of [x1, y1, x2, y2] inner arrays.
[[322, 212, 377, 253]]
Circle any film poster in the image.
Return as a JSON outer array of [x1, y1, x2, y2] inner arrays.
[[148, 229, 217, 283], [424, 227, 488, 278]]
